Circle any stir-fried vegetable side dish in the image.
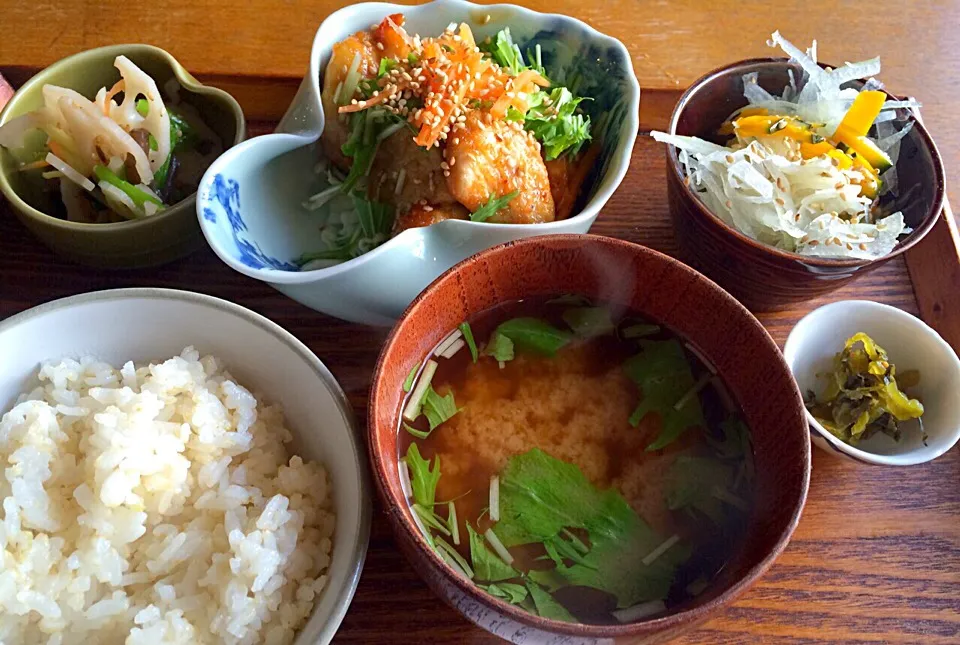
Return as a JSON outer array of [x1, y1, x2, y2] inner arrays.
[[299, 15, 597, 268], [806, 332, 925, 446], [652, 31, 919, 260], [397, 296, 755, 625], [0, 56, 222, 223]]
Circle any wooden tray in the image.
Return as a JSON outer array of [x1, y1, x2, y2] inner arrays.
[[1, 88, 959, 644]]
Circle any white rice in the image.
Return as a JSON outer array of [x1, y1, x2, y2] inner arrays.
[[0, 347, 335, 645]]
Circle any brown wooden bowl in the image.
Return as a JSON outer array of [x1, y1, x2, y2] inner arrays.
[[368, 234, 811, 643], [663, 58, 945, 310]]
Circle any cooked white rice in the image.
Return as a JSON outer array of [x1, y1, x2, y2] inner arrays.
[[0, 347, 335, 645]]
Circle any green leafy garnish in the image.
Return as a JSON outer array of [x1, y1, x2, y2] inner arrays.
[[525, 580, 577, 622], [483, 332, 515, 363], [479, 30, 591, 160], [470, 191, 519, 222], [493, 318, 572, 357], [340, 107, 405, 193], [524, 87, 592, 160], [377, 57, 398, 78], [562, 307, 615, 338], [403, 363, 420, 393], [665, 455, 740, 525], [623, 340, 704, 451], [481, 582, 528, 605], [403, 423, 431, 440], [468, 524, 518, 582], [404, 443, 441, 508], [479, 28, 526, 75], [422, 387, 460, 431], [296, 193, 394, 265], [459, 322, 478, 363], [496, 449, 688, 608], [354, 192, 394, 239]]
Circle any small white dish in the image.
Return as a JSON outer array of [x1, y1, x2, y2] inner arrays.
[[0, 288, 371, 643], [783, 300, 960, 465], [196, 0, 640, 326]]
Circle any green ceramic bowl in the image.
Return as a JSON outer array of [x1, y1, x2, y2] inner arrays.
[[0, 44, 245, 268]]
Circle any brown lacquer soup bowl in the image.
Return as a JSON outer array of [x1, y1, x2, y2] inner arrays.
[[664, 58, 945, 311], [368, 235, 811, 643]]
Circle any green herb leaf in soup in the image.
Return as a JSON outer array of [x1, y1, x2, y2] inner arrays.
[[497, 449, 688, 608], [468, 524, 518, 582], [562, 307, 615, 338], [623, 339, 705, 451], [404, 443, 441, 508], [459, 322, 479, 363], [481, 582, 528, 605], [494, 318, 573, 357], [422, 386, 460, 431], [665, 455, 747, 525], [525, 579, 577, 623], [483, 332, 515, 363]]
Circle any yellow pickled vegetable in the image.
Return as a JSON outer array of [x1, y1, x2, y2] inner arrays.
[[805, 332, 925, 446]]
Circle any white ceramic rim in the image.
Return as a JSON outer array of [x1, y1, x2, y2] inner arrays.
[[198, 0, 641, 286], [0, 287, 372, 643], [784, 299, 960, 466]]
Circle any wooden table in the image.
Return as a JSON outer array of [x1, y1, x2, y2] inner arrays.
[[1, 1, 959, 643]]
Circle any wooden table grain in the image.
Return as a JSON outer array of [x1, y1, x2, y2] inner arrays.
[[1, 1, 959, 643]]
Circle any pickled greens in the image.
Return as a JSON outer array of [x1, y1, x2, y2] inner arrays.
[[805, 332, 925, 445]]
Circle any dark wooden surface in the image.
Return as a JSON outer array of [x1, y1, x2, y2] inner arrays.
[[1, 124, 957, 642]]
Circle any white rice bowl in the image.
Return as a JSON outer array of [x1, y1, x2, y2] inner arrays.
[[0, 347, 334, 644]]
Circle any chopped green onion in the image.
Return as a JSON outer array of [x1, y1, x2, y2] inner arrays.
[[641, 534, 680, 566], [470, 191, 519, 222], [403, 423, 431, 440], [93, 165, 163, 209], [439, 338, 466, 359], [458, 322, 478, 363], [622, 323, 661, 339], [413, 503, 451, 537], [711, 486, 750, 511], [611, 599, 666, 623], [436, 537, 474, 579], [489, 475, 500, 522], [402, 359, 437, 422], [435, 329, 463, 356], [448, 501, 460, 546], [403, 362, 420, 393], [483, 528, 514, 566], [673, 372, 714, 411]]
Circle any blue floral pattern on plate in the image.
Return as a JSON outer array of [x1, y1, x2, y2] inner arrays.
[[202, 174, 298, 271]]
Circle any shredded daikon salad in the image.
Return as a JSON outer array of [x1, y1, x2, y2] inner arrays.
[[653, 32, 920, 260], [0, 56, 221, 223]]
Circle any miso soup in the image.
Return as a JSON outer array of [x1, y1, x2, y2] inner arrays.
[[396, 295, 754, 625]]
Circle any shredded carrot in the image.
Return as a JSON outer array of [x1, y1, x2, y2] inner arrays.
[[338, 88, 393, 113], [20, 159, 51, 170], [339, 15, 551, 150], [48, 140, 67, 159], [102, 80, 125, 115]]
